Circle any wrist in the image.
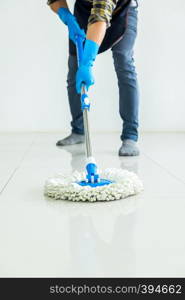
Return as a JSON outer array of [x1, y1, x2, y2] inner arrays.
[[57, 7, 72, 25]]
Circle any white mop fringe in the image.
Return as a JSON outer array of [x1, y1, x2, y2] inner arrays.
[[44, 168, 143, 202]]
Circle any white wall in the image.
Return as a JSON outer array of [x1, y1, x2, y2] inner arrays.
[[0, 0, 185, 132]]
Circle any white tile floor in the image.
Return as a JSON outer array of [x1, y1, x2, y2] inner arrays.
[[0, 132, 185, 277]]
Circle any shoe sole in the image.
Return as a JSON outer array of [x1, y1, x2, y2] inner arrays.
[[118, 151, 140, 157], [56, 141, 85, 147]]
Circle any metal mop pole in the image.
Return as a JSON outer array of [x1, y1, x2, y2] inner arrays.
[[81, 88, 92, 159], [75, 35, 99, 183]]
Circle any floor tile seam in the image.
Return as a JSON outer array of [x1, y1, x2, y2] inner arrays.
[[142, 152, 185, 186], [0, 135, 37, 195]]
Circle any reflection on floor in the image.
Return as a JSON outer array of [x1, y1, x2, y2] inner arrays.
[[0, 132, 185, 277]]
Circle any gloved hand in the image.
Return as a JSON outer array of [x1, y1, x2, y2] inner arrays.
[[76, 39, 99, 94], [57, 7, 85, 44]]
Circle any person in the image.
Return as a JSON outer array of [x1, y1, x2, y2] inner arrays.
[[48, 0, 140, 156]]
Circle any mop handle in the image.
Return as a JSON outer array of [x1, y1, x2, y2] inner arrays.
[[75, 35, 92, 158]]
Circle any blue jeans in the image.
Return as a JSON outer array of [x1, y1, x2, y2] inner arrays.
[[67, 6, 139, 142]]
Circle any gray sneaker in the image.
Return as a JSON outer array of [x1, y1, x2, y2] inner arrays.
[[119, 139, 140, 156], [56, 133, 85, 146]]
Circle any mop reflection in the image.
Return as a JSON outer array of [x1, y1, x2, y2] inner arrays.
[[58, 146, 142, 277]]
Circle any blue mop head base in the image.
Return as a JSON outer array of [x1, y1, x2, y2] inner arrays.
[[77, 178, 113, 188], [77, 162, 113, 187]]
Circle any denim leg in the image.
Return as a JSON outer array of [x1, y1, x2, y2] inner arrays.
[[67, 54, 84, 135], [112, 7, 139, 142]]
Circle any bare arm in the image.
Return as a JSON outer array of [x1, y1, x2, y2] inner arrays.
[[87, 21, 106, 45], [49, 0, 69, 13], [87, 0, 119, 45]]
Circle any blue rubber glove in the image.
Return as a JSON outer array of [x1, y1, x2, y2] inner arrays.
[[57, 7, 85, 44], [76, 39, 99, 94]]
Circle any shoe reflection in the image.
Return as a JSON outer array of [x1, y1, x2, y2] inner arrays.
[[58, 144, 85, 172], [119, 156, 139, 174]]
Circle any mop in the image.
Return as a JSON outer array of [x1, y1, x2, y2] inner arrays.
[[44, 36, 143, 202]]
